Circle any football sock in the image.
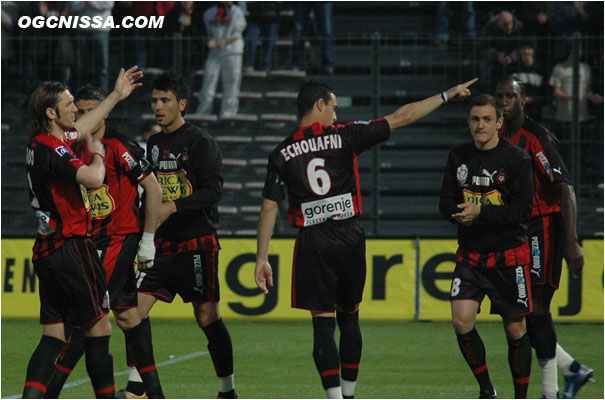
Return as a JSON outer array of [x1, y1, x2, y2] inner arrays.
[[556, 343, 578, 377], [526, 313, 557, 359], [84, 336, 115, 399], [202, 318, 235, 395], [45, 329, 86, 398], [538, 357, 558, 398], [125, 317, 164, 398], [507, 333, 531, 399], [125, 368, 145, 396], [23, 335, 66, 398], [326, 386, 343, 399], [456, 328, 493, 393], [312, 316, 341, 391], [337, 311, 361, 398]]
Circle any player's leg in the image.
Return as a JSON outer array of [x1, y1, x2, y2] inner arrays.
[[311, 312, 342, 399], [116, 308, 164, 399], [23, 323, 67, 399], [82, 314, 115, 399], [44, 327, 86, 398], [118, 292, 159, 399], [336, 309, 361, 400], [193, 300, 237, 399], [526, 284, 558, 398], [452, 300, 496, 398], [219, 53, 242, 118], [503, 316, 532, 399]]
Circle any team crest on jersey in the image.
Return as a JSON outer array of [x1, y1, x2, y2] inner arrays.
[[151, 145, 159, 164], [55, 146, 69, 157], [157, 171, 193, 201], [463, 189, 503, 206], [36, 210, 55, 236], [102, 290, 110, 310], [87, 184, 115, 219], [496, 170, 506, 184], [456, 164, 468, 186]]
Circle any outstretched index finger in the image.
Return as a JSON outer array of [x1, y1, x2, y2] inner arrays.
[[462, 77, 479, 88]]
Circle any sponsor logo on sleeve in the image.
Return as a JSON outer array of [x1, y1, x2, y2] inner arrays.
[[121, 151, 138, 169], [536, 151, 553, 180], [301, 193, 355, 226], [55, 146, 69, 157]]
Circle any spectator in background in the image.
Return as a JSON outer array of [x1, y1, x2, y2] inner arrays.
[[292, 2, 334, 75], [550, 2, 589, 63], [516, 2, 552, 38], [243, 1, 281, 73], [1, 1, 18, 76], [512, 42, 548, 120], [129, 1, 175, 71], [196, 1, 246, 118], [479, 9, 524, 92], [70, 1, 114, 92], [433, 2, 476, 47], [164, 1, 205, 77]]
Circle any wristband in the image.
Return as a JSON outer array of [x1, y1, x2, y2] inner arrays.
[[92, 152, 105, 161], [441, 92, 448, 104], [141, 231, 154, 245]]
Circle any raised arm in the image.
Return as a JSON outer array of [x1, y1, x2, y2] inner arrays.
[[557, 182, 584, 278], [384, 78, 477, 132], [75, 136, 105, 188], [137, 173, 163, 270], [75, 66, 143, 139]]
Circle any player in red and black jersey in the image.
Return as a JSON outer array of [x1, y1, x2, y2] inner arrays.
[[117, 72, 237, 399], [23, 67, 142, 399], [440, 95, 534, 399], [496, 76, 593, 399], [256, 78, 477, 398], [44, 85, 165, 399]]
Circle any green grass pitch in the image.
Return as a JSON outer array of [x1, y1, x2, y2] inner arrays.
[[2, 319, 602, 398]]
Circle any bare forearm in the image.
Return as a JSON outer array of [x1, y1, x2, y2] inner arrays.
[[384, 94, 443, 131], [256, 200, 278, 262], [75, 92, 120, 139], [76, 155, 105, 188], [141, 176, 162, 234], [559, 183, 579, 247]]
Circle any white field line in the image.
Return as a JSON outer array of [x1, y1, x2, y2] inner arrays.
[[5, 351, 208, 399]]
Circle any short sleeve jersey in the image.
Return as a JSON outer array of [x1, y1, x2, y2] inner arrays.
[[262, 119, 390, 227], [26, 130, 90, 259], [75, 128, 150, 238], [499, 117, 571, 218]]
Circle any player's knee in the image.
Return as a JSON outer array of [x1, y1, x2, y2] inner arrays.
[[85, 315, 112, 337], [451, 315, 474, 334], [504, 320, 526, 340], [194, 303, 221, 328]]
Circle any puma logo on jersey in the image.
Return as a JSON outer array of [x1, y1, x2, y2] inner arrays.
[[553, 167, 562, 174], [471, 169, 498, 186]]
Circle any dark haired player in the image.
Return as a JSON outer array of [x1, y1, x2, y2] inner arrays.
[[255, 77, 477, 398], [121, 72, 237, 399], [44, 84, 165, 399], [23, 66, 142, 398], [495, 76, 594, 399], [440, 95, 534, 399]]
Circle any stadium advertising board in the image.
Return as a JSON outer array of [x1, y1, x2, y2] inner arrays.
[[2, 238, 603, 321]]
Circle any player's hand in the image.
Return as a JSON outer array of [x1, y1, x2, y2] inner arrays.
[[208, 38, 217, 48], [157, 201, 177, 228], [565, 242, 584, 279], [114, 66, 144, 101], [452, 201, 480, 226], [445, 78, 478, 102], [137, 239, 155, 271], [86, 135, 105, 158], [255, 260, 273, 294]]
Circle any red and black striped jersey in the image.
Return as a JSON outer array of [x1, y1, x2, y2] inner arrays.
[[499, 116, 571, 218], [75, 128, 149, 238], [262, 119, 390, 227], [440, 139, 534, 256], [25, 130, 90, 259]]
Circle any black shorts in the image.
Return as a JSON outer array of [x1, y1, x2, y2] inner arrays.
[[527, 213, 563, 288], [34, 237, 110, 328], [136, 233, 220, 303], [449, 263, 533, 318], [95, 234, 138, 310], [292, 218, 366, 313]]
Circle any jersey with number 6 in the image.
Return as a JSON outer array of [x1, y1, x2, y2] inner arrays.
[[262, 119, 390, 227]]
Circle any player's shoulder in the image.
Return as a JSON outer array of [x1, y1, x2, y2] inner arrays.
[[522, 117, 552, 139], [500, 138, 531, 161]]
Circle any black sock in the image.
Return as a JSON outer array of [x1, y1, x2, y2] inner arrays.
[[84, 336, 115, 399], [125, 318, 164, 398], [456, 328, 494, 394], [507, 333, 532, 399], [45, 329, 86, 398], [202, 318, 234, 378], [526, 313, 557, 359], [125, 334, 146, 397], [312, 316, 340, 390], [23, 335, 66, 399], [337, 311, 362, 383], [569, 361, 580, 373]]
